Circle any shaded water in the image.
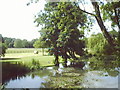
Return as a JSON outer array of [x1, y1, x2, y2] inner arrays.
[[1, 57, 120, 88]]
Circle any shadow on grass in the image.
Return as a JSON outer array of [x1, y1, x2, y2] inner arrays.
[[1, 58, 21, 60]]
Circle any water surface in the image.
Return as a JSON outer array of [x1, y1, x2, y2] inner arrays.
[[2, 58, 120, 88]]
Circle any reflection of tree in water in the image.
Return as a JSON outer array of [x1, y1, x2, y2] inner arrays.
[[29, 69, 53, 79], [42, 57, 120, 88], [2, 62, 30, 84], [68, 61, 85, 69], [88, 57, 120, 77], [107, 70, 119, 77], [42, 62, 86, 88]]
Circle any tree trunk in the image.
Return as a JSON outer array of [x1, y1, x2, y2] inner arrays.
[[112, 2, 120, 31], [68, 49, 78, 60], [63, 57, 67, 67], [114, 8, 120, 31], [55, 55, 59, 66], [42, 48, 44, 56], [91, 2, 115, 47]]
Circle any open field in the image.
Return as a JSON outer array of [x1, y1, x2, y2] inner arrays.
[[6, 48, 48, 53], [1, 48, 56, 67]]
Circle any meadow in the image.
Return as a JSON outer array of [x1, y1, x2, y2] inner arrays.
[[6, 48, 47, 53], [1, 48, 56, 69]]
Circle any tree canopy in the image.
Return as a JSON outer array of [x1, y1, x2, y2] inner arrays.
[[35, 2, 87, 65], [28, 0, 120, 60]]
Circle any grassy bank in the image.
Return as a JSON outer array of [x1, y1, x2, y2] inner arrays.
[[1, 48, 56, 68], [1, 53, 55, 66]]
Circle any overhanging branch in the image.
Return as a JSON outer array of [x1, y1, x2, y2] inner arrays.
[[79, 8, 96, 16]]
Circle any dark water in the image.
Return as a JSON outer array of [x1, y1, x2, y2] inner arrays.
[[1, 57, 120, 88]]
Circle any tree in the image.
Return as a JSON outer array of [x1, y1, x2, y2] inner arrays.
[[87, 33, 108, 55], [14, 39, 23, 48], [87, 31, 119, 56], [28, 39, 38, 48], [32, 0, 120, 53], [35, 2, 87, 65], [22, 39, 29, 48], [0, 34, 7, 57], [101, 2, 120, 30], [33, 38, 47, 56], [100, 2, 120, 54], [4, 37, 16, 48], [77, 1, 120, 51]]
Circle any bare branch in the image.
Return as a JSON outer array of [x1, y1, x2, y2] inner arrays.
[[79, 8, 96, 16]]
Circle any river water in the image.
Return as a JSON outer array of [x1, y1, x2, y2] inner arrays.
[[1, 58, 120, 88]]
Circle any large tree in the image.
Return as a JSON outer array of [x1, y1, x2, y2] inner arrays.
[[77, 1, 120, 51], [31, 0, 120, 50], [35, 2, 87, 65]]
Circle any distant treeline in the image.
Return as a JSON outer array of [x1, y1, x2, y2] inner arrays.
[[3, 36, 38, 48]]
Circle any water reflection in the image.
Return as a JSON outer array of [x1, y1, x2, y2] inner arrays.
[[2, 57, 120, 88], [2, 62, 54, 88], [82, 71, 118, 88], [68, 61, 85, 69], [6, 76, 47, 88], [2, 62, 29, 84]]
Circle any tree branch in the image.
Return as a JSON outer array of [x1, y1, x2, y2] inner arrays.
[[79, 8, 96, 16]]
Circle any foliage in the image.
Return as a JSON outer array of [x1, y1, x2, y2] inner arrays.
[[87, 33, 114, 56], [14, 39, 23, 48], [33, 38, 47, 48], [3, 36, 38, 48], [0, 34, 7, 57], [100, 2, 120, 29], [0, 43, 7, 57], [0, 84, 5, 90], [35, 2, 87, 65], [28, 38, 38, 48], [22, 39, 29, 48], [4, 37, 15, 48]]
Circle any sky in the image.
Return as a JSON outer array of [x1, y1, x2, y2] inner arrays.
[[0, 0, 46, 41], [0, 0, 104, 41]]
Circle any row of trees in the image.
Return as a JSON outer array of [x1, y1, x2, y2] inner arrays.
[[3, 37, 38, 48], [0, 34, 38, 57], [33, 1, 120, 66]]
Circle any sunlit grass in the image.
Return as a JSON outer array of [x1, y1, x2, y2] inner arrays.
[[1, 48, 64, 67], [1, 50, 55, 67], [6, 48, 48, 53]]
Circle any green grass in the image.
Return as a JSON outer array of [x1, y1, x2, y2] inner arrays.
[[1, 48, 65, 70], [6, 48, 48, 53], [1, 48, 56, 67], [1, 53, 54, 66]]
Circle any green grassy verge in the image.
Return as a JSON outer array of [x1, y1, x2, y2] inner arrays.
[[1, 52, 55, 66], [1, 48, 64, 70]]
